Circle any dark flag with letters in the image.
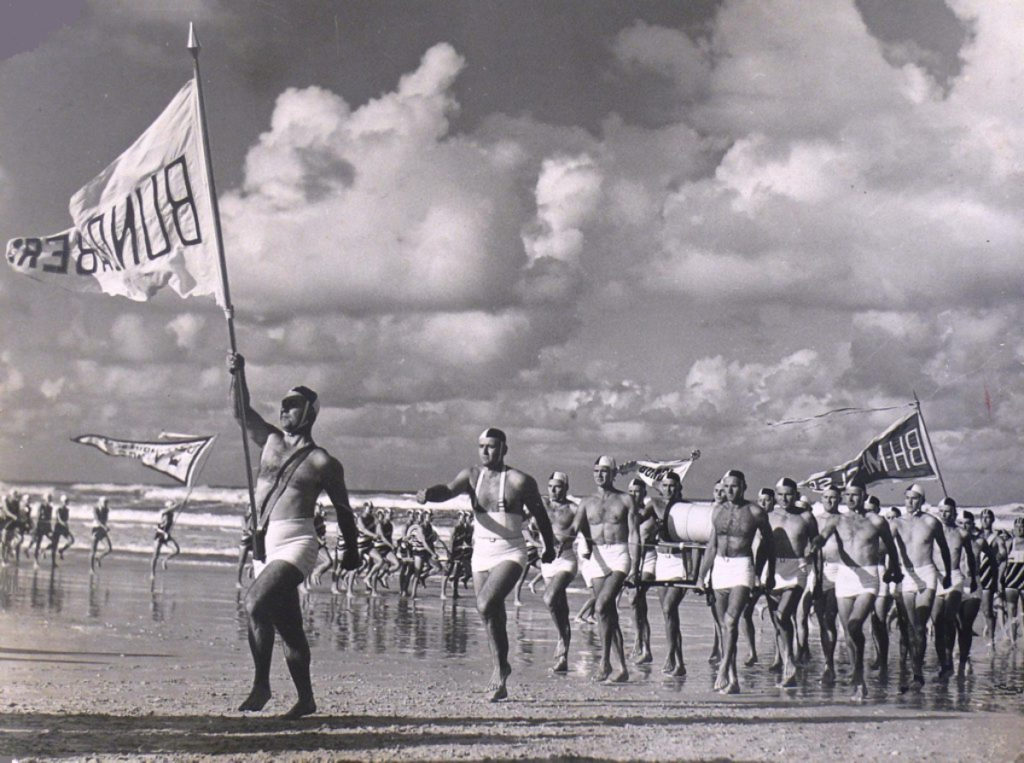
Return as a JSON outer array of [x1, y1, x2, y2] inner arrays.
[[800, 411, 938, 492]]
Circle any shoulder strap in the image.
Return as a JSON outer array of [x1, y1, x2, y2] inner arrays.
[[256, 444, 319, 531]]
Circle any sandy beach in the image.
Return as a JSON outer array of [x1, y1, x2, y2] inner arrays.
[[0, 553, 1021, 761]]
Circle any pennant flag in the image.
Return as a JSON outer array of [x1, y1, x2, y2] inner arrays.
[[620, 451, 701, 488], [5, 79, 223, 306], [799, 411, 938, 492], [72, 433, 216, 486]]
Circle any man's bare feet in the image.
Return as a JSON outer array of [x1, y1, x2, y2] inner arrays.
[[719, 679, 740, 694], [713, 670, 728, 691], [486, 663, 512, 701], [744, 654, 758, 667], [633, 649, 652, 665], [819, 667, 835, 687], [238, 684, 272, 712], [668, 662, 686, 677], [605, 667, 629, 683], [592, 663, 612, 682], [551, 655, 568, 673], [779, 666, 798, 688], [850, 682, 867, 701], [281, 696, 316, 719]]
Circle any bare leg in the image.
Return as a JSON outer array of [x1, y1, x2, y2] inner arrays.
[[151, 539, 164, 578], [714, 586, 749, 693], [775, 587, 802, 687], [473, 562, 522, 701], [957, 596, 980, 675], [543, 571, 574, 672], [838, 592, 875, 700], [631, 583, 653, 664], [817, 589, 838, 686], [659, 586, 686, 676], [593, 572, 629, 682], [870, 594, 892, 674], [741, 589, 759, 666], [239, 561, 309, 714]]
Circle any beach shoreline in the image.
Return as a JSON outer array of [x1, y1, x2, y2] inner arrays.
[[1, 555, 1022, 760]]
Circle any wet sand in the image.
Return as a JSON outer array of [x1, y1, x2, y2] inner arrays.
[[1, 555, 1021, 761]]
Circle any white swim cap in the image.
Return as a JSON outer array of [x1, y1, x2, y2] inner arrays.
[[594, 455, 617, 471], [283, 386, 320, 428], [549, 471, 568, 485], [906, 483, 926, 499]]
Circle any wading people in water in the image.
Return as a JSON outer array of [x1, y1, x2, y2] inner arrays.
[[698, 470, 774, 694], [89, 497, 113, 573], [151, 499, 181, 579], [417, 428, 556, 701], [228, 352, 361, 719]]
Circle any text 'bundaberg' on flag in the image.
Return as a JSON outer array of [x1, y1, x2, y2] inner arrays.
[[5, 79, 224, 306]]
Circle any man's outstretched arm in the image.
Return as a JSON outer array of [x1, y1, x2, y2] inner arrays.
[[226, 352, 273, 447]]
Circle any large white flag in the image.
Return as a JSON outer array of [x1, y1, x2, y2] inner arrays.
[[72, 434, 216, 486], [5, 80, 223, 305], [620, 451, 701, 488]]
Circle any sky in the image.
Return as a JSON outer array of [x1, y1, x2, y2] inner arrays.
[[1, 0, 1022, 506]]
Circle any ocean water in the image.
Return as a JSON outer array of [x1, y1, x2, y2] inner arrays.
[[1, 480, 1021, 565]]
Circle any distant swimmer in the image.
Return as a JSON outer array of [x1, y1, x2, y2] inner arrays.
[[417, 427, 556, 701], [50, 494, 74, 566], [892, 483, 952, 689], [89, 497, 113, 573], [539, 471, 587, 672], [765, 478, 818, 688], [577, 456, 634, 684], [0, 490, 18, 566], [698, 470, 774, 694], [977, 509, 1006, 645], [628, 477, 656, 666], [29, 493, 54, 568], [228, 352, 361, 719], [151, 499, 182, 579], [653, 472, 688, 677], [1001, 516, 1024, 644], [813, 482, 901, 700], [442, 510, 474, 600], [933, 498, 976, 678]]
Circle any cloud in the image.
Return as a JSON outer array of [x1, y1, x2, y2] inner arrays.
[[166, 313, 206, 350]]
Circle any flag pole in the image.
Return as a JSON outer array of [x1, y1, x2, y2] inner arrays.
[[912, 390, 949, 499], [187, 23, 259, 541]]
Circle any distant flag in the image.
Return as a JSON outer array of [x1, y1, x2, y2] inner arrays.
[[5, 79, 224, 306], [72, 434, 216, 487], [620, 450, 701, 488], [799, 411, 938, 492]]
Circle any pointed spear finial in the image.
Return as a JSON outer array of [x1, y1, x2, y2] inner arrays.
[[187, 22, 200, 54]]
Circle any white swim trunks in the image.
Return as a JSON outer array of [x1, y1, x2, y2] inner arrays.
[[711, 555, 755, 590], [472, 535, 528, 573], [255, 517, 321, 578], [938, 568, 964, 596], [773, 557, 809, 592], [835, 564, 880, 598], [582, 542, 631, 580], [541, 549, 578, 580], [821, 561, 840, 592], [900, 563, 938, 594], [655, 545, 686, 582], [640, 547, 657, 579]]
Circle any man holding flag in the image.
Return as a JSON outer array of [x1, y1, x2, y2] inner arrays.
[[228, 352, 361, 719]]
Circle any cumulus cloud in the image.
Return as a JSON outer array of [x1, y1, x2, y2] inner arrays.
[[166, 313, 206, 351]]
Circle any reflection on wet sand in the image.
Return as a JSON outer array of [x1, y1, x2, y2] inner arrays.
[[1, 558, 1021, 716]]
